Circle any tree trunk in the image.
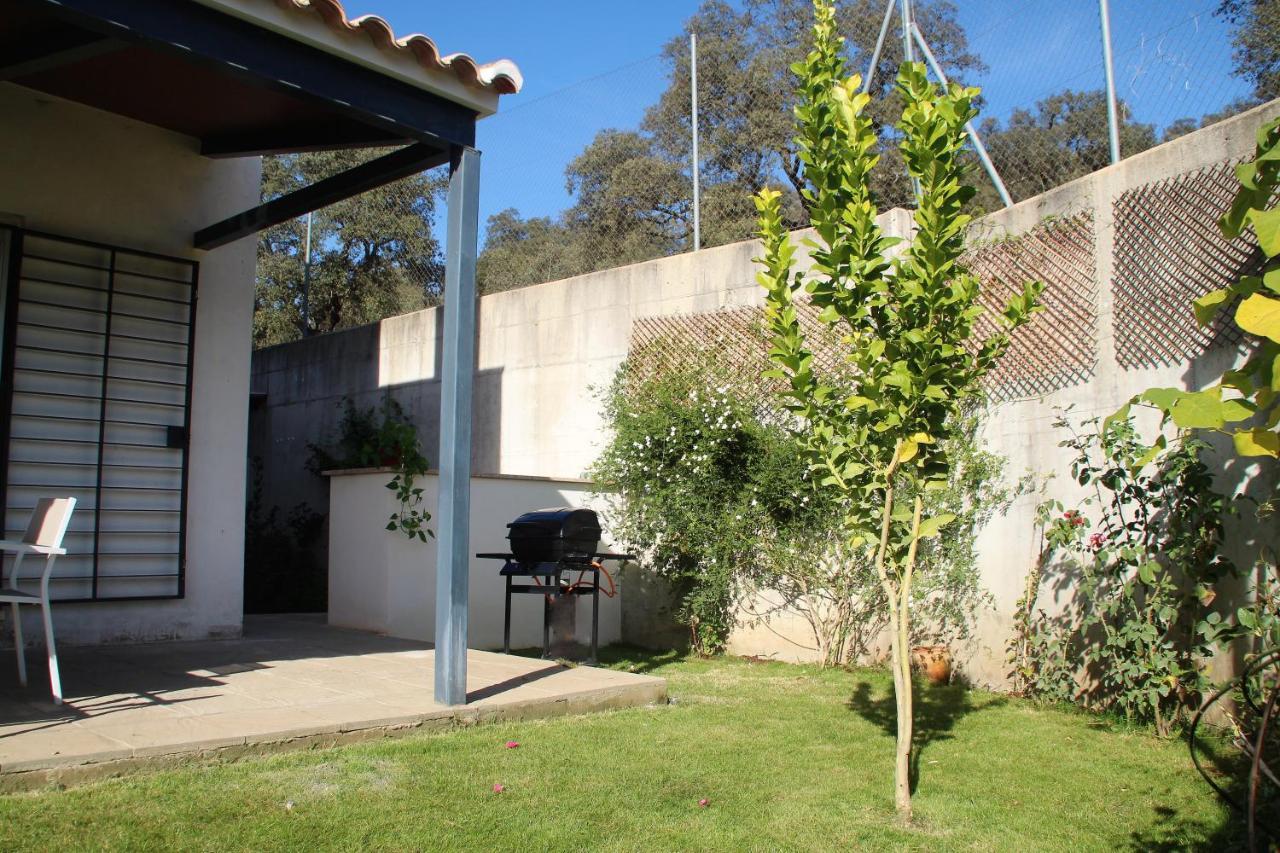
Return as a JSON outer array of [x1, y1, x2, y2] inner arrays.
[[888, 604, 913, 820], [891, 497, 923, 820], [874, 470, 918, 822]]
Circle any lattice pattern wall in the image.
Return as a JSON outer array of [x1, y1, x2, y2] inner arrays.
[[1112, 160, 1261, 368], [630, 213, 1097, 405], [964, 212, 1097, 401]]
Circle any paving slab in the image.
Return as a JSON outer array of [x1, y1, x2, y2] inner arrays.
[[0, 615, 665, 790]]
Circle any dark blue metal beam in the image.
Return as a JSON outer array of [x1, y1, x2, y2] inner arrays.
[[194, 142, 449, 251], [435, 145, 481, 706], [23, 0, 478, 149], [0, 24, 122, 81]]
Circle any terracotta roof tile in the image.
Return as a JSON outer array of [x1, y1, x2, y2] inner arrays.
[[270, 0, 523, 95]]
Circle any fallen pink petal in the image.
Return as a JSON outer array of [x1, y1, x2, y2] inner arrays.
[[698, 798, 710, 808], [492, 784, 506, 794], [504, 741, 520, 749]]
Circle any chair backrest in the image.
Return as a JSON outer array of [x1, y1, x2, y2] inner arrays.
[[23, 497, 77, 549]]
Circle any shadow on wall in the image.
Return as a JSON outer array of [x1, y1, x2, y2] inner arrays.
[[619, 562, 690, 652], [245, 316, 503, 614]]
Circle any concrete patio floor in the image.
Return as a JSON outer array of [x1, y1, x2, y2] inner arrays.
[[0, 615, 665, 791]]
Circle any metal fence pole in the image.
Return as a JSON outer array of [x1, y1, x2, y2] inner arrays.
[[690, 32, 701, 252], [912, 23, 1013, 208], [300, 211, 312, 337], [435, 144, 480, 707], [1099, 0, 1121, 164], [900, 0, 914, 64], [863, 0, 898, 93]]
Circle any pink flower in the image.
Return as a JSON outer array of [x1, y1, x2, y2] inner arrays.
[[1088, 532, 1105, 550], [492, 783, 506, 793], [505, 741, 520, 749], [698, 798, 710, 808]]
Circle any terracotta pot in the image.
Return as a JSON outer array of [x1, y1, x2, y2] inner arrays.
[[911, 644, 952, 686]]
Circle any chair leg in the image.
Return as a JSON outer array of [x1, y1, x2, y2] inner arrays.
[[41, 598, 61, 705], [11, 602, 26, 687]]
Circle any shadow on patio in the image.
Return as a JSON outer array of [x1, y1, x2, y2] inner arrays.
[[0, 615, 665, 790]]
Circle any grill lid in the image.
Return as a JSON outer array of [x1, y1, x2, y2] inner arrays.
[[506, 507, 601, 562]]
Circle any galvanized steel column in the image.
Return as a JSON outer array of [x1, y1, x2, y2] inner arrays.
[[1099, 0, 1122, 164], [690, 32, 701, 252], [435, 144, 480, 706]]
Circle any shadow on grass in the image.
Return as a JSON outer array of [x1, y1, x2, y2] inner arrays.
[[1125, 803, 1238, 852], [509, 644, 686, 675], [1124, 733, 1258, 852], [846, 678, 1004, 794]]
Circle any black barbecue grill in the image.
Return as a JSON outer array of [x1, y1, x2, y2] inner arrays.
[[477, 507, 632, 664]]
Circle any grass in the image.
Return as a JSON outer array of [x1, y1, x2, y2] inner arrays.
[[0, 647, 1241, 851]]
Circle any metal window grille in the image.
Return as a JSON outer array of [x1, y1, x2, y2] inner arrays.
[[0, 228, 197, 601]]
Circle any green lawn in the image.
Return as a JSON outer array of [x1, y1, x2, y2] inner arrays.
[[0, 649, 1240, 851]]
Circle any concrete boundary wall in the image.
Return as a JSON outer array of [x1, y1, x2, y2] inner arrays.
[[252, 100, 1280, 687]]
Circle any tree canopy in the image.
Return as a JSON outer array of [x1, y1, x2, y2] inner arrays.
[[1218, 0, 1280, 102], [477, 0, 983, 294], [254, 150, 445, 348]]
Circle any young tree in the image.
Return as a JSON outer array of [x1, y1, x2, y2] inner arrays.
[[754, 0, 1041, 818]]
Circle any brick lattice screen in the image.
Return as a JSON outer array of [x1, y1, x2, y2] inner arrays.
[[1112, 160, 1261, 368], [963, 211, 1097, 401], [629, 212, 1097, 404]]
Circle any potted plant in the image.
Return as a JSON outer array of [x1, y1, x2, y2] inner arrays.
[[910, 644, 952, 686]]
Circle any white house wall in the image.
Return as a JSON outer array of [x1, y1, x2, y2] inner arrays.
[[0, 83, 259, 645]]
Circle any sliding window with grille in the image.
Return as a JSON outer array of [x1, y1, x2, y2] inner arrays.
[[0, 228, 197, 601]]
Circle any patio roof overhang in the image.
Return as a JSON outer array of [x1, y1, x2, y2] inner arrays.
[[1, 0, 506, 707], [1, 0, 502, 249]]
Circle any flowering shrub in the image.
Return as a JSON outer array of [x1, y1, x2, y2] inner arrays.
[[1021, 408, 1237, 735], [591, 347, 829, 654]]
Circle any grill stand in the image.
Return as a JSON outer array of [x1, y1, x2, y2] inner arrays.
[[480, 552, 631, 665]]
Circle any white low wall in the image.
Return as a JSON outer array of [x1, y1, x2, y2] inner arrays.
[[326, 471, 622, 650]]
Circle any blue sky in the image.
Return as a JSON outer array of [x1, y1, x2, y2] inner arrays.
[[351, 1, 1251, 230]]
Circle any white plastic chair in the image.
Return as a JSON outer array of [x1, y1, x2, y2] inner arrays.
[[0, 497, 76, 704]]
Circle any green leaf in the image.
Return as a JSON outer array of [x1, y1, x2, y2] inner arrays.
[[917, 513, 956, 539], [1233, 428, 1280, 457], [1138, 561, 1159, 585], [1192, 289, 1229, 326], [1103, 402, 1132, 433], [1131, 435, 1166, 471], [1236, 293, 1280, 343], [898, 439, 920, 464], [1139, 388, 1184, 414], [1248, 206, 1280, 257], [1170, 389, 1226, 430], [1221, 397, 1255, 422]]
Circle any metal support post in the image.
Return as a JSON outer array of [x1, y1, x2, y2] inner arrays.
[[690, 32, 701, 252], [863, 0, 898, 93], [912, 24, 1013, 209], [1098, 0, 1121, 164], [434, 144, 480, 706]]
